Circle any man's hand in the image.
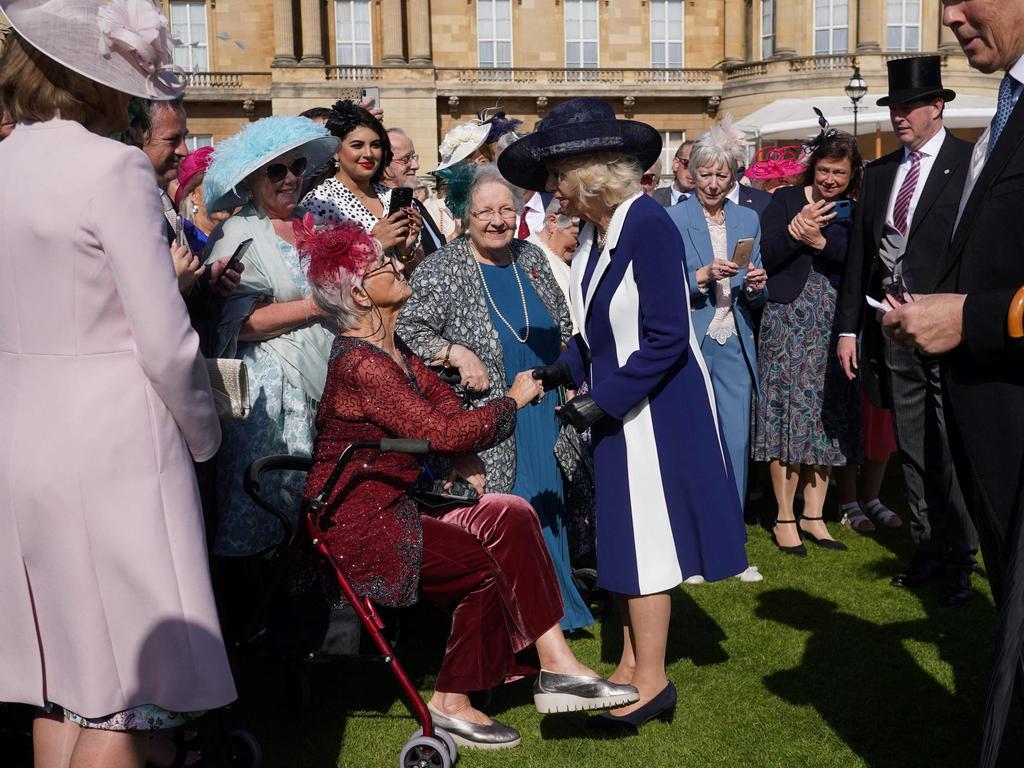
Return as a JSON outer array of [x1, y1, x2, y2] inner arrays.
[[837, 335, 858, 381], [881, 293, 966, 355]]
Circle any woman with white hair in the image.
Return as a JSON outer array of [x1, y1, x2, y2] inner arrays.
[[527, 198, 581, 332], [397, 163, 595, 633], [666, 121, 768, 502]]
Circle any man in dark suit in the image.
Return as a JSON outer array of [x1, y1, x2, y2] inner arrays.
[[884, 4, 1024, 764], [383, 127, 445, 256], [728, 178, 772, 217], [652, 139, 694, 206], [838, 56, 977, 605]]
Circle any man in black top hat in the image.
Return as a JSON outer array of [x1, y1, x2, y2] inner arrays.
[[836, 55, 977, 603]]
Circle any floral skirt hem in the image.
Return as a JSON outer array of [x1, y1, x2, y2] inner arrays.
[[43, 702, 204, 731]]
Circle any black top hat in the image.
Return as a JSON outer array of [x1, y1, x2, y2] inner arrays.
[[876, 56, 957, 106], [497, 98, 662, 192]]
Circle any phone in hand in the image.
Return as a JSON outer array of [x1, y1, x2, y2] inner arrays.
[[387, 187, 414, 217], [216, 238, 253, 285], [173, 214, 184, 247], [833, 199, 853, 222], [732, 237, 755, 269]]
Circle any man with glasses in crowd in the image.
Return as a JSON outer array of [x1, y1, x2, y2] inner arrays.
[[383, 127, 445, 257], [653, 139, 695, 207]]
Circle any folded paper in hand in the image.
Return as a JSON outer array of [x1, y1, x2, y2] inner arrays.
[[205, 359, 250, 420], [865, 295, 892, 315]]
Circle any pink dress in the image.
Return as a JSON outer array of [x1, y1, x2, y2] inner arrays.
[[0, 120, 236, 719]]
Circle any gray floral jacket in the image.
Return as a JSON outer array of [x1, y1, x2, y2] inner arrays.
[[396, 236, 574, 492]]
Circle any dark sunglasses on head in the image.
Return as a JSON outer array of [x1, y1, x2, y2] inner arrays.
[[264, 157, 309, 183]]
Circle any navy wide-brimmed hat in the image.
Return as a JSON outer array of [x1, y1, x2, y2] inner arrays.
[[497, 98, 662, 192], [876, 56, 956, 107]]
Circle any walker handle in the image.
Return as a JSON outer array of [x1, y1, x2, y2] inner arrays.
[[379, 439, 431, 455], [1009, 285, 1024, 340]]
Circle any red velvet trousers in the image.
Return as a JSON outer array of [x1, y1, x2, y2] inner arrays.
[[420, 493, 564, 693]]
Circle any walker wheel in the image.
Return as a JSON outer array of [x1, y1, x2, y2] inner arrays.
[[227, 728, 263, 768], [398, 735, 452, 768], [411, 727, 458, 764]]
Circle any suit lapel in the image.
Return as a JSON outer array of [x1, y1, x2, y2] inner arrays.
[[582, 193, 643, 316], [950, 95, 1024, 259], [872, 153, 901, 247], [907, 131, 960, 241], [685, 198, 714, 269], [570, 222, 594, 343]]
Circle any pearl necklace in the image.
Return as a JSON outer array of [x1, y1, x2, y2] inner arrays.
[[475, 248, 530, 344]]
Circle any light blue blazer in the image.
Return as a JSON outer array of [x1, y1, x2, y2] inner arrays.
[[667, 195, 766, 384]]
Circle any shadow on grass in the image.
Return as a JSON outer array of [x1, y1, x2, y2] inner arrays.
[[756, 587, 1023, 768]]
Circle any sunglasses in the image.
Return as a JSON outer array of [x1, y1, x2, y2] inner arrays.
[[264, 157, 309, 183]]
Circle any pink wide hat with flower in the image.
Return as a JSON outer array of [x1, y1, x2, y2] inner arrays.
[[0, 0, 185, 100], [744, 145, 807, 181]]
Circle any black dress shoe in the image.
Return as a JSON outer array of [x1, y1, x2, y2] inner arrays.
[[587, 682, 677, 737], [798, 516, 848, 551], [771, 519, 807, 557], [891, 556, 945, 588], [939, 565, 974, 607]]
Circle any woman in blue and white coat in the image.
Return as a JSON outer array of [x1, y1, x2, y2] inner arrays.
[[667, 123, 767, 503], [499, 98, 747, 735]]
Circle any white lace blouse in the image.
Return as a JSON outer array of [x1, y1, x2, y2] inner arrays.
[[704, 210, 737, 345]]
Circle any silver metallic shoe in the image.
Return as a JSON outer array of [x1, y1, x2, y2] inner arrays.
[[533, 670, 640, 714], [426, 704, 522, 750]]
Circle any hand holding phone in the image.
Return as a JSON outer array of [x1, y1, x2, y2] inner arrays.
[[216, 238, 253, 286], [388, 187, 414, 217], [833, 199, 853, 222]]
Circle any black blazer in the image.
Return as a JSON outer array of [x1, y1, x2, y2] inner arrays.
[[737, 185, 772, 217], [937, 94, 1024, 768], [414, 198, 445, 256], [837, 130, 972, 405], [760, 184, 852, 304]]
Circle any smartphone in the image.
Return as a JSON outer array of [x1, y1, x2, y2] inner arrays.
[[173, 214, 184, 247], [216, 238, 253, 285], [388, 187, 414, 217], [833, 199, 853, 221], [732, 237, 754, 269], [361, 86, 380, 106]]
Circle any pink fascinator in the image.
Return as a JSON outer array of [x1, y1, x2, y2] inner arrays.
[[293, 214, 380, 288], [744, 145, 808, 181]]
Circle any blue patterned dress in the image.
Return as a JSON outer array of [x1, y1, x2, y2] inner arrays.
[[478, 261, 594, 632]]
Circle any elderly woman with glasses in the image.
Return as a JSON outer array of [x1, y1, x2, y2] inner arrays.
[[297, 220, 636, 750], [202, 116, 341, 557], [396, 163, 595, 633]]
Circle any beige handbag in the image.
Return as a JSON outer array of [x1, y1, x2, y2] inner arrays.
[[205, 358, 250, 421]]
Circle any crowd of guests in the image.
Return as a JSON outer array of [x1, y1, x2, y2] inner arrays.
[[4, 1, 1024, 766]]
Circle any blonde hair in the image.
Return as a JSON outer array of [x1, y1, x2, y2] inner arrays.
[[0, 33, 125, 129], [550, 152, 641, 209]]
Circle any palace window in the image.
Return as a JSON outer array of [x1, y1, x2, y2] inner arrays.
[[565, 0, 599, 69], [185, 135, 213, 152], [650, 0, 684, 69], [335, 0, 373, 66], [814, 0, 849, 55], [478, 0, 513, 68], [887, 0, 921, 52], [761, 0, 775, 59], [169, 1, 208, 72]]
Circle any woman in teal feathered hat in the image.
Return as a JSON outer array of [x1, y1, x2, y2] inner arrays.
[[202, 115, 342, 557]]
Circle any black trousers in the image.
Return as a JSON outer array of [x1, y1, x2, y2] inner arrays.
[[884, 337, 978, 563]]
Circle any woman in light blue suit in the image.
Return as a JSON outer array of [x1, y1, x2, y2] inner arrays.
[[667, 124, 767, 502]]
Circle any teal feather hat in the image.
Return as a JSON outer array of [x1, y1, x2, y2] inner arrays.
[[204, 116, 340, 213]]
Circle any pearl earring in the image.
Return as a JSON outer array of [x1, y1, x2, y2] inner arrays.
[[191, 203, 200, 216]]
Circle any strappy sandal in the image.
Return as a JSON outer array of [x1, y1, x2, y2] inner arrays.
[[863, 499, 903, 528], [840, 502, 875, 532]]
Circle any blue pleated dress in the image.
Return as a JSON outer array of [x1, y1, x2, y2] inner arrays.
[[478, 261, 594, 632]]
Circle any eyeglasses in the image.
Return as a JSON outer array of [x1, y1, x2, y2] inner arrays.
[[264, 157, 308, 183], [469, 207, 517, 222], [364, 253, 402, 279], [393, 153, 419, 166]]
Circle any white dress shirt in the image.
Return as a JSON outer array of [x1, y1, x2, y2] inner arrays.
[[885, 128, 948, 234], [671, 185, 687, 205]]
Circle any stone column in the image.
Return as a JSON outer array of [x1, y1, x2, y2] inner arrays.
[[381, 0, 406, 65], [772, 0, 805, 58], [939, 13, 959, 53], [272, 0, 297, 65], [856, 0, 884, 53], [408, 0, 433, 66], [299, 0, 325, 65], [722, 0, 746, 64]]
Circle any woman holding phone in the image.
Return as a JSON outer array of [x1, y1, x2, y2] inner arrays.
[[666, 122, 767, 503], [752, 128, 863, 556], [302, 100, 420, 257]]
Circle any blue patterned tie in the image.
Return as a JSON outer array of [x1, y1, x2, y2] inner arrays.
[[987, 73, 1018, 157]]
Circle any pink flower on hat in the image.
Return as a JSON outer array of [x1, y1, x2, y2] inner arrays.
[[97, 0, 177, 77]]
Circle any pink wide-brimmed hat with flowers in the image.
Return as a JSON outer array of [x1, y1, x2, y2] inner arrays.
[[0, 0, 185, 100]]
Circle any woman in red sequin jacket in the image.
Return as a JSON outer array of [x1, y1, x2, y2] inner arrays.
[[297, 218, 636, 748]]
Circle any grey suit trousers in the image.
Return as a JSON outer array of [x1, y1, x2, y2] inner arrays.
[[883, 335, 978, 562]]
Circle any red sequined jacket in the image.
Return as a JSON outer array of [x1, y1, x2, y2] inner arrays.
[[304, 336, 517, 607]]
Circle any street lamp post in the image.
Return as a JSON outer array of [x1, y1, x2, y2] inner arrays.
[[845, 59, 868, 137]]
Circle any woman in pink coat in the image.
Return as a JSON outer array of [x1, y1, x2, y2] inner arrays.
[[0, 2, 235, 766]]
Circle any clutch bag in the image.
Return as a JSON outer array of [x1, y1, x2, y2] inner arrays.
[[205, 358, 250, 421]]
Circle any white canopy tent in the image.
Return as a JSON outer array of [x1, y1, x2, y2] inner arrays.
[[736, 93, 995, 144]]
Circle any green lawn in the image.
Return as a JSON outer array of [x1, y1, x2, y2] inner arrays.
[[234, 488, 1024, 768]]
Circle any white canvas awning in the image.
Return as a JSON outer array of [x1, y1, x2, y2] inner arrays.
[[736, 93, 995, 142]]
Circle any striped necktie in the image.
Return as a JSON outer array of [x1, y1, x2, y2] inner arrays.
[[892, 150, 921, 237], [987, 73, 1017, 158]]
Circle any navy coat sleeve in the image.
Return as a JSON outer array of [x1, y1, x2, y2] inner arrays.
[[587, 207, 692, 421], [759, 190, 803, 275]]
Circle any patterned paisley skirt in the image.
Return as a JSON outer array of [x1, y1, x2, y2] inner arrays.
[[752, 271, 862, 467]]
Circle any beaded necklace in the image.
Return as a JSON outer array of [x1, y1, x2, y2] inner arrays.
[[474, 246, 530, 344]]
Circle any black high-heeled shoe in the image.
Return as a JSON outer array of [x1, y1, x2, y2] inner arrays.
[[586, 681, 677, 736], [771, 519, 807, 556], [798, 515, 848, 551]]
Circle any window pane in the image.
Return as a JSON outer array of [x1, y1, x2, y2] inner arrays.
[[815, 30, 828, 53], [566, 41, 580, 66], [668, 42, 682, 67], [496, 41, 512, 66], [495, 0, 511, 23], [887, 0, 900, 23], [584, 42, 598, 66], [906, 27, 919, 50], [478, 0, 493, 24], [887, 26, 901, 49], [652, 44, 664, 68], [479, 41, 493, 66], [835, 29, 848, 51], [565, 0, 578, 26], [193, 47, 207, 70], [667, 0, 682, 24], [583, 0, 598, 23], [907, 1, 920, 22]]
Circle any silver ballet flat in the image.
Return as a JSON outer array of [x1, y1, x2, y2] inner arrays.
[[426, 704, 522, 750], [533, 670, 640, 714]]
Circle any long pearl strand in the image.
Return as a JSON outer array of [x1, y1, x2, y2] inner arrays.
[[475, 248, 530, 344]]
